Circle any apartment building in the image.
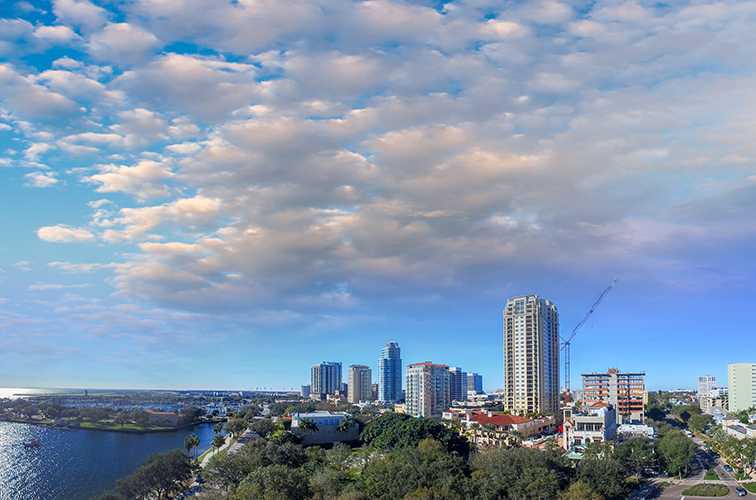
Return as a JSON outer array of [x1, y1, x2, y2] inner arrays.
[[347, 365, 372, 403], [503, 295, 560, 415], [728, 363, 756, 413], [406, 362, 450, 418]]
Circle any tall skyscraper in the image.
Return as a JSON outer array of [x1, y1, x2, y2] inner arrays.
[[448, 367, 468, 402], [728, 363, 756, 413], [406, 362, 450, 417], [311, 362, 342, 399], [582, 368, 646, 424], [467, 373, 484, 393], [348, 365, 373, 403], [503, 295, 559, 415], [698, 375, 716, 399], [379, 341, 402, 402]]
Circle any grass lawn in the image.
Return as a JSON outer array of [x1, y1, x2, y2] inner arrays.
[[704, 469, 719, 480], [681, 484, 729, 497], [743, 483, 756, 493]]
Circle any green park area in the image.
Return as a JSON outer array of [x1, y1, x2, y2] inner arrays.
[[681, 484, 729, 497]]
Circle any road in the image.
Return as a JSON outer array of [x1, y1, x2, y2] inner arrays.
[[628, 435, 751, 499]]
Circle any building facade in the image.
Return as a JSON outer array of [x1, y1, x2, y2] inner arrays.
[[449, 367, 468, 402], [698, 375, 716, 399], [467, 373, 484, 394], [379, 341, 402, 403], [291, 411, 360, 445], [728, 363, 756, 413], [581, 368, 646, 424], [347, 365, 373, 403], [503, 295, 559, 415], [311, 362, 342, 400], [406, 362, 450, 418], [562, 403, 617, 450]]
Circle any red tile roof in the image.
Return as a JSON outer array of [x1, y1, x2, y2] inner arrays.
[[469, 412, 531, 426]]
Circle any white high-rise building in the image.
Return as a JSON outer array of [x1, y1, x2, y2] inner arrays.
[[348, 365, 372, 403], [728, 363, 756, 413], [406, 362, 450, 418], [698, 375, 716, 399], [503, 295, 559, 415]]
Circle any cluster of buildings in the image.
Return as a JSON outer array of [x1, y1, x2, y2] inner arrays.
[[303, 341, 485, 417], [697, 363, 756, 440]]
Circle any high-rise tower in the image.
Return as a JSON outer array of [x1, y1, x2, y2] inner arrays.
[[503, 295, 559, 415], [378, 341, 402, 402], [311, 362, 342, 399], [348, 364, 373, 403]]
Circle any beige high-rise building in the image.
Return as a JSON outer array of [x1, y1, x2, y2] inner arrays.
[[406, 362, 450, 417], [503, 295, 559, 415], [347, 365, 372, 403], [728, 363, 756, 413]]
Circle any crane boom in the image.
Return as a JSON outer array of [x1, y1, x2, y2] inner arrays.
[[561, 279, 617, 393]]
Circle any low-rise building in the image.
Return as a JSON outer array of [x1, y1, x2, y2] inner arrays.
[[291, 411, 359, 445], [562, 403, 617, 450], [442, 409, 554, 448], [145, 409, 181, 427], [617, 423, 655, 439]]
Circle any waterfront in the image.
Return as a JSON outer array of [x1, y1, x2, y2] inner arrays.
[[0, 420, 215, 500]]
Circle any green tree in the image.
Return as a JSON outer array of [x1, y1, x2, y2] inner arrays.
[[471, 446, 569, 500], [560, 480, 604, 500], [360, 412, 469, 458], [114, 449, 192, 499], [614, 437, 656, 475], [213, 434, 226, 451], [184, 433, 200, 459], [227, 417, 248, 437], [578, 458, 628, 499], [233, 464, 311, 500], [657, 430, 696, 478], [360, 438, 472, 499], [248, 418, 275, 437], [688, 413, 713, 434], [113, 412, 130, 428], [297, 417, 319, 433]]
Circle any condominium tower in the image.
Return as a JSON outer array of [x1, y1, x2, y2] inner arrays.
[[311, 362, 342, 399], [728, 363, 756, 413], [582, 368, 646, 424], [378, 341, 402, 402], [406, 362, 450, 417], [448, 367, 468, 402], [503, 295, 560, 415], [348, 365, 373, 403]]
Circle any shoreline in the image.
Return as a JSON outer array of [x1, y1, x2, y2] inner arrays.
[[0, 417, 209, 434]]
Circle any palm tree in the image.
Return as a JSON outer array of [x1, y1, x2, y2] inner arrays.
[[298, 418, 319, 433], [212, 434, 226, 452], [184, 433, 200, 459], [337, 416, 354, 433]]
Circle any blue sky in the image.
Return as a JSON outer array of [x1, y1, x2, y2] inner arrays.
[[1, 0, 755, 392]]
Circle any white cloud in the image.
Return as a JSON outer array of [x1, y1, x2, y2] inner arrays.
[[14, 260, 32, 271], [88, 23, 160, 65], [37, 225, 95, 243], [53, 0, 108, 32], [0, 64, 78, 120], [29, 282, 90, 291], [25, 171, 59, 187], [85, 159, 173, 200], [33, 25, 79, 44]]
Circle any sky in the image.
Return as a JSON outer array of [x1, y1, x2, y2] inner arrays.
[[1, 0, 755, 392]]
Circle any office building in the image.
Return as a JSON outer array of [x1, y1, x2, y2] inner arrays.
[[406, 362, 450, 418], [503, 295, 559, 415], [371, 383, 379, 401], [348, 365, 372, 403], [582, 368, 646, 424], [467, 373, 484, 394], [728, 363, 756, 413], [311, 362, 342, 399], [379, 341, 402, 402], [301, 385, 311, 399], [449, 367, 468, 402]]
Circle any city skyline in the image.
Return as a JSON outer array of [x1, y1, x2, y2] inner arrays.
[[2, 0, 756, 391]]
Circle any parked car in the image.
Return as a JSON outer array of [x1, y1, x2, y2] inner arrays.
[[735, 486, 747, 497]]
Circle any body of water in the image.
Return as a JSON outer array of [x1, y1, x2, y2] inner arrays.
[[0, 420, 215, 500]]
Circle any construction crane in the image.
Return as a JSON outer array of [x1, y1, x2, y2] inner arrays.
[[561, 279, 617, 394]]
